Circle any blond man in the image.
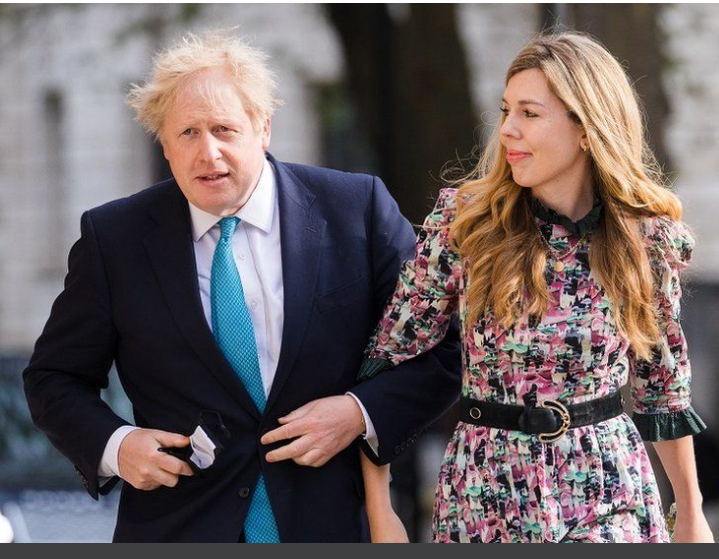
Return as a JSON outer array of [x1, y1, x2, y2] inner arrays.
[[24, 31, 460, 542]]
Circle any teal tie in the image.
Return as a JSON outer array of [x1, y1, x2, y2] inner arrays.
[[211, 217, 280, 543]]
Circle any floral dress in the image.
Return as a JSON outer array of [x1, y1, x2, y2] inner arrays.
[[360, 189, 706, 543]]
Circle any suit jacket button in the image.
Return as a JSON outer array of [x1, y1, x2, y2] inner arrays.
[[239, 487, 251, 499], [394, 445, 402, 455]]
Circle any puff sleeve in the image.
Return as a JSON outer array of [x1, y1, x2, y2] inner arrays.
[[358, 188, 463, 380], [630, 216, 707, 441]]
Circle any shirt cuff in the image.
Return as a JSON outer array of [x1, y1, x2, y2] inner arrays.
[[346, 392, 379, 456], [632, 406, 707, 442], [98, 425, 141, 478]]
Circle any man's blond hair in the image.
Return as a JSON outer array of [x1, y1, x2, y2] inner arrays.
[[127, 29, 282, 141]]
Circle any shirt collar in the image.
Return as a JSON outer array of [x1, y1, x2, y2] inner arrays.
[[188, 158, 276, 242], [530, 195, 603, 238]]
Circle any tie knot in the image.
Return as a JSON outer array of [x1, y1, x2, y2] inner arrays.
[[218, 217, 240, 240]]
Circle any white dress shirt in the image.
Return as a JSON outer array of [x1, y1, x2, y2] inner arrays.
[[98, 159, 377, 479]]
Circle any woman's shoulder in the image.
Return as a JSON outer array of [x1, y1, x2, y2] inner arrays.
[[424, 188, 459, 228], [638, 214, 695, 271]]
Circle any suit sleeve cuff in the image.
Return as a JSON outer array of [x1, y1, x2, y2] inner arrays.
[[632, 407, 707, 442], [98, 425, 140, 479], [346, 392, 379, 456]]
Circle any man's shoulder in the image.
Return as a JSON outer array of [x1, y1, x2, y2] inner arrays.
[[278, 160, 378, 193], [87, 179, 178, 219]]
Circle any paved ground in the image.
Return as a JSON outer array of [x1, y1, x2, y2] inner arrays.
[[2, 490, 119, 543], [2, 485, 717, 542]]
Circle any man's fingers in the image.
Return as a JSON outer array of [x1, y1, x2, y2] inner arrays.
[[177, 462, 195, 476], [265, 436, 313, 463], [261, 421, 304, 445], [278, 402, 314, 424], [294, 449, 326, 468], [152, 430, 190, 448], [153, 469, 181, 489], [156, 453, 194, 477]]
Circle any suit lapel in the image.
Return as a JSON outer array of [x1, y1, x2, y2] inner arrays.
[[265, 158, 326, 414], [142, 183, 261, 421]]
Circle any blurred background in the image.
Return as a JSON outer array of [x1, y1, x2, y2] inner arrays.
[[0, 3, 717, 542]]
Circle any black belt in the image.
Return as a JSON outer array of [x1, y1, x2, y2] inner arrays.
[[459, 392, 624, 443]]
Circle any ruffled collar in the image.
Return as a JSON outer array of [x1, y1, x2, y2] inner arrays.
[[530, 196, 603, 237]]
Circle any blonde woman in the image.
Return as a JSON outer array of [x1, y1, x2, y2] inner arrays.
[[358, 33, 714, 543]]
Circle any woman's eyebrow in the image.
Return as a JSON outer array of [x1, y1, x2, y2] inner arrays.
[[501, 98, 547, 108]]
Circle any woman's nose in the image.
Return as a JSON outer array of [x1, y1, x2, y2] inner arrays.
[[500, 113, 521, 139]]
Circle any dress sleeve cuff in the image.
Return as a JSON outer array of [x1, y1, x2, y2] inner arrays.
[[632, 407, 707, 441], [357, 357, 393, 382]]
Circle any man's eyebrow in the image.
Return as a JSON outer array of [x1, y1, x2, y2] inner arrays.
[[501, 98, 547, 108]]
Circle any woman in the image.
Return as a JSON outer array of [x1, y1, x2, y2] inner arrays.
[[358, 33, 714, 543]]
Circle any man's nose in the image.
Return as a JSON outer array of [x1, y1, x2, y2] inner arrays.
[[198, 134, 222, 163]]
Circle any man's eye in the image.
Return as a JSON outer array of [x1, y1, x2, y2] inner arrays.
[[181, 129, 194, 136], [217, 126, 232, 133]]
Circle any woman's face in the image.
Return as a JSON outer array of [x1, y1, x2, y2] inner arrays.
[[500, 68, 589, 192]]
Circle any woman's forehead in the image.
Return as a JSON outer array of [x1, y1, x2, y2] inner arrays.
[[503, 69, 557, 107]]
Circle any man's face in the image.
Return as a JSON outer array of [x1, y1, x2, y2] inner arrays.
[[162, 68, 271, 216]]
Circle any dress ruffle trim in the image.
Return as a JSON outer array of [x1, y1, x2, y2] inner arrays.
[[633, 407, 707, 441], [357, 357, 392, 382]]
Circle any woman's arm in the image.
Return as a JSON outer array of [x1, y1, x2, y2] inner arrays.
[[361, 451, 409, 543], [653, 437, 714, 543]]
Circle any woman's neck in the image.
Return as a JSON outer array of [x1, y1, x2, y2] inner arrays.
[[531, 177, 595, 222]]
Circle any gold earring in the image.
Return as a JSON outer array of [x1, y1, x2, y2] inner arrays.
[[581, 144, 588, 153]]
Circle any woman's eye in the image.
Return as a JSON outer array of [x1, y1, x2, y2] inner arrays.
[[523, 110, 538, 118], [499, 107, 509, 116]]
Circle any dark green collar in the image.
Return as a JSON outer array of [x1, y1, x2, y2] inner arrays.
[[530, 196, 603, 237]]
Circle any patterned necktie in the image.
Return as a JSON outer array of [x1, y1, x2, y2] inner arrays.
[[211, 217, 280, 543]]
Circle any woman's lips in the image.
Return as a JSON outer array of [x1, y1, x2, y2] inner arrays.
[[506, 151, 531, 164]]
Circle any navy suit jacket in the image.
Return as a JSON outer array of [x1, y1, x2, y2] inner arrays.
[[23, 155, 461, 542]]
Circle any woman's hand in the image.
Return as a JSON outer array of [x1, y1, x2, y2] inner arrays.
[[672, 510, 715, 543], [359, 451, 409, 542], [369, 510, 410, 543], [653, 438, 714, 543]]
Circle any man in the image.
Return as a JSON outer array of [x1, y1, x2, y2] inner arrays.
[[23, 31, 461, 542]]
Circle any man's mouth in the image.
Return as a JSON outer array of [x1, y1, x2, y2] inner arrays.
[[199, 173, 230, 181]]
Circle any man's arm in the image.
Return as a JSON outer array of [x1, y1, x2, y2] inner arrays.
[[23, 211, 131, 498], [23, 211, 192, 498], [262, 177, 461, 466], [351, 176, 462, 464], [350, 320, 461, 465]]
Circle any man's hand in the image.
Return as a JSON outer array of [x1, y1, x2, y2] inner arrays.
[[261, 395, 365, 467], [117, 429, 194, 491]]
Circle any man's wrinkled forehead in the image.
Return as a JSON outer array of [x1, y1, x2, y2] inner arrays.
[[168, 69, 250, 125]]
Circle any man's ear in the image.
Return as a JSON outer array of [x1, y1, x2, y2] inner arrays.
[[262, 117, 272, 151], [160, 134, 170, 161]]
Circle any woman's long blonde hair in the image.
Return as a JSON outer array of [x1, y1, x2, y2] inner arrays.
[[450, 32, 682, 360]]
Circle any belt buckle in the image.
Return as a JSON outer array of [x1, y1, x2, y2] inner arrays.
[[469, 407, 482, 420], [538, 399, 571, 443]]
